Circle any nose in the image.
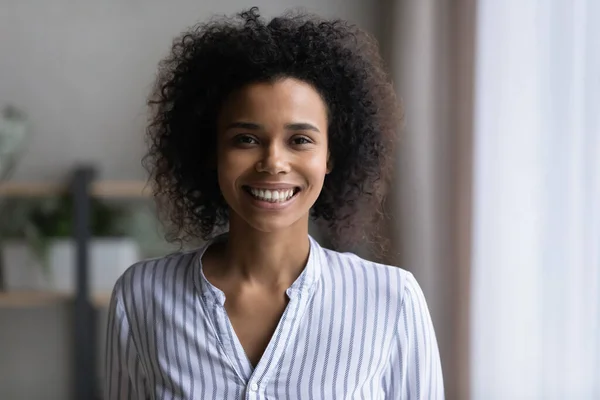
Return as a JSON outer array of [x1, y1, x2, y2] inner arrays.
[[255, 142, 291, 175]]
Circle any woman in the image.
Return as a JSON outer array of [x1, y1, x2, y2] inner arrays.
[[105, 8, 443, 400]]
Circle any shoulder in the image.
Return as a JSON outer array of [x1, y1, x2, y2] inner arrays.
[[321, 249, 435, 339], [110, 249, 200, 309], [319, 247, 417, 308]]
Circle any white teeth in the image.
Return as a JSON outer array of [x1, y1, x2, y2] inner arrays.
[[248, 188, 296, 203]]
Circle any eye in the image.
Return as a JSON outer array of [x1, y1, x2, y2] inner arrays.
[[291, 136, 313, 145], [234, 135, 259, 145]]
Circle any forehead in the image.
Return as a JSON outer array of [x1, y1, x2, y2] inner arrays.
[[218, 78, 328, 126]]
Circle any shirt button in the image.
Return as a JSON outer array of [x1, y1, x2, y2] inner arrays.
[[250, 383, 259, 392]]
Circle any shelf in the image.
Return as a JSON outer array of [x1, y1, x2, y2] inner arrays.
[[0, 180, 151, 198], [0, 290, 112, 308]]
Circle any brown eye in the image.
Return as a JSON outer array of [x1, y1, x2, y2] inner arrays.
[[291, 136, 312, 145], [234, 135, 259, 145]]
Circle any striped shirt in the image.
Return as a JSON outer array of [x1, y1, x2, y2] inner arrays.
[[104, 235, 444, 399]]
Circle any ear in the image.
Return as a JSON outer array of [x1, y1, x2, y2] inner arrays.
[[326, 152, 333, 174]]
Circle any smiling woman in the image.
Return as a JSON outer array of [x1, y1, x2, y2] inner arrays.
[[144, 8, 399, 253], [104, 7, 444, 400]]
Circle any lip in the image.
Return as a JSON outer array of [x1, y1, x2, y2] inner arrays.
[[243, 182, 301, 190], [242, 185, 301, 210]]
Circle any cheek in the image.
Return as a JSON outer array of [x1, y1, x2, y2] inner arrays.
[[302, 151, 329, 187], [216, 150, 246, 194]]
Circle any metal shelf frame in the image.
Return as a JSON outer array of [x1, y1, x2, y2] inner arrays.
[[72, 166, 99, 400]]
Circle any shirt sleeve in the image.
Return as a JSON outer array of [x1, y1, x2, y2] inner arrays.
[[104, 279, 149, 400], [388, 272, 445, 399]]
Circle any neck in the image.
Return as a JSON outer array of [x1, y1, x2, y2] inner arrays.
[[222, 214, 311, 288]]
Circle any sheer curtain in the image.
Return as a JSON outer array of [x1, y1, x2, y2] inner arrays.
[[471, 1, 600, 399]]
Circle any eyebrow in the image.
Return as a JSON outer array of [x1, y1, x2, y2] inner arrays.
[[285, 123, 321, 133], [225, 122, 262, 131], [224, 121, 321, 133]]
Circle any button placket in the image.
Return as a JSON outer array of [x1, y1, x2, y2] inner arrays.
[[209, 304, 248, 384], [247, 293, 306, 392]]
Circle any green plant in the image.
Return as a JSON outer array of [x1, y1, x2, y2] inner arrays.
[[0, 194, 129, 274]]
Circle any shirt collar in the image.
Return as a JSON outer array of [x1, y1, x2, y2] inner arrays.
[[193, 234, 323, 306]]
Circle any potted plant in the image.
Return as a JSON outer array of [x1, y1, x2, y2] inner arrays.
[[0, 194, 140, 297]]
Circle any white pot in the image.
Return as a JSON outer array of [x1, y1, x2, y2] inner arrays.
[[1, 238, 140, 296]]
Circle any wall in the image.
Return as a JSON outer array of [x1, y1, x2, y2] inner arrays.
[[0, 1, 379, 399], [0, 0, 379, 182]]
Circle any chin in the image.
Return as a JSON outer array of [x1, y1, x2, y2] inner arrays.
[[242, 216, 302, 234]]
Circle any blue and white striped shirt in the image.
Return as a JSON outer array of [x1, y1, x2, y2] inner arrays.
[[105, 235, 444, 399]]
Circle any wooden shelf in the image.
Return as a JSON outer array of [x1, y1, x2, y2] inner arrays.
[[0, 180, 151, 198], [0, 290, 112, 308]]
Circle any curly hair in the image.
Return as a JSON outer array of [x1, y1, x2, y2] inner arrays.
[[144, 7, 401, 253]]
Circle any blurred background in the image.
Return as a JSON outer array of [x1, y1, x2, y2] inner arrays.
[[0, 1, 598, 399]]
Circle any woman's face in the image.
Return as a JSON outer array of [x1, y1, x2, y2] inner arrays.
[[217, 78, 330, 234]]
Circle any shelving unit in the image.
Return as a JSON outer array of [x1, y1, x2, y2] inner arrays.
[[0, 167, 149, 400], [0, 180, 150, 198], [0, 290, 111, 308]]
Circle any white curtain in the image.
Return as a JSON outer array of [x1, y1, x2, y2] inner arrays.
[[471, 1, 600, 399]]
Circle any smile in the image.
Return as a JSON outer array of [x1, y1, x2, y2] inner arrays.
[[242, 186, 301, 203]]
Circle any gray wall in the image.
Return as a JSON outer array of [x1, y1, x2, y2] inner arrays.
[[0, 1, 379, 399], [0, 0, 379, 182]]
